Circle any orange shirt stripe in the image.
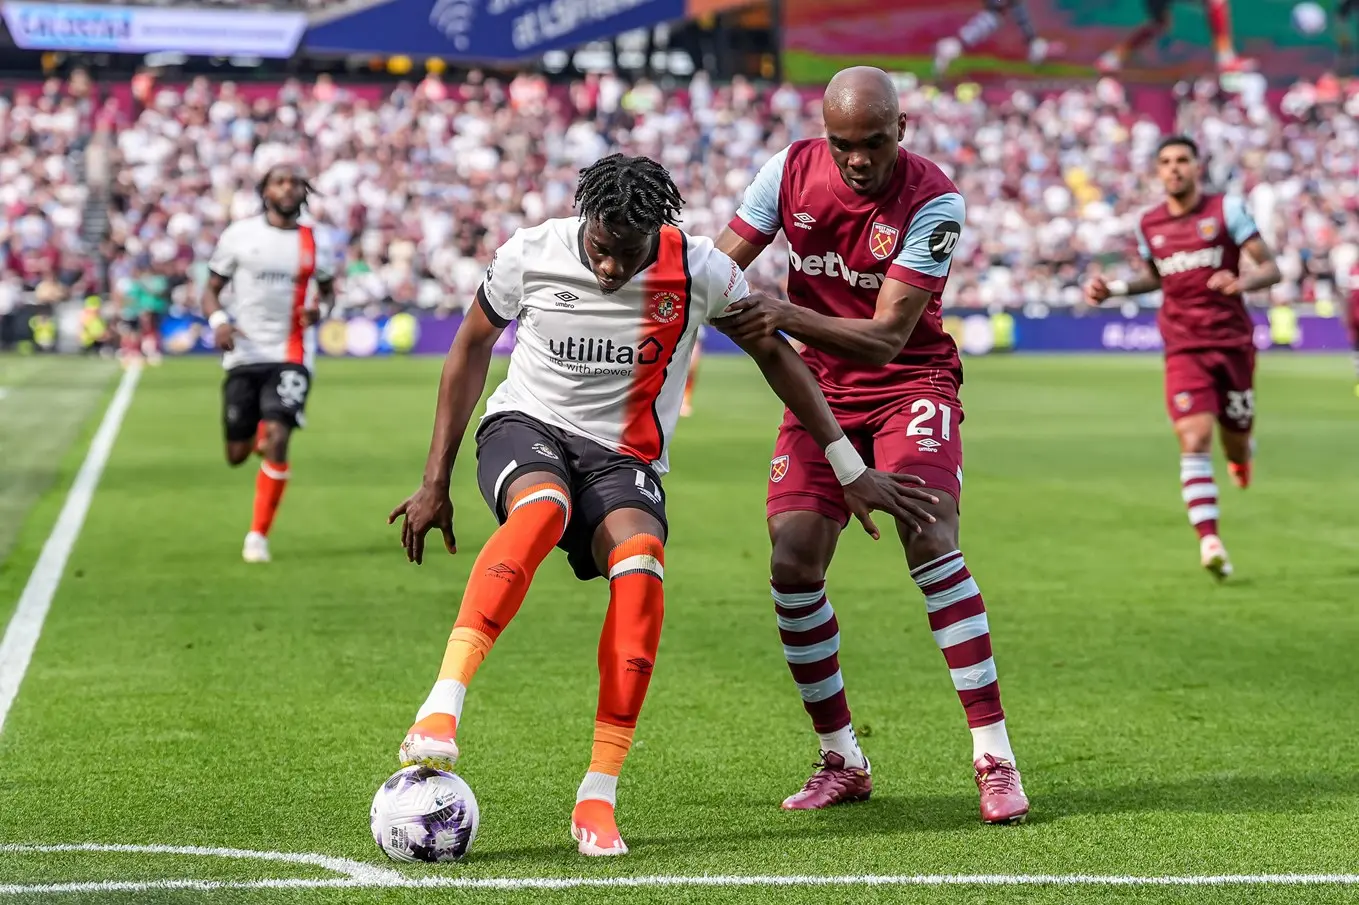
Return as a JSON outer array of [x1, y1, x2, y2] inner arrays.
[[287, 226, 317, 365], [619, 226, 691, 463]]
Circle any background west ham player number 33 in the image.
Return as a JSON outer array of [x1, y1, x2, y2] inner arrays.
[[1087, 136, 1280, 580], [201, 164, 337, 564]]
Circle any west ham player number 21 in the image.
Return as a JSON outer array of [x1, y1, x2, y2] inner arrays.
[[1086, 136, 1281, 579], [715, 67, 1029, 825]]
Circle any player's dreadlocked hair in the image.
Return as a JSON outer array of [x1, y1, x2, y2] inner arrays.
[[574, 154, 684, 234], [256, 164, 314, 211]]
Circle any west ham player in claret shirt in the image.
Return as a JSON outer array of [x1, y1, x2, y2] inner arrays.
[[388, 154, 934, 857], [715, 67, 1030, 825], [1086, 136, 1280, 579]]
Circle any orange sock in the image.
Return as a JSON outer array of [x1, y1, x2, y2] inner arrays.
[[591, 534, 665, 774], [436, 483, 570, 687], [251, 460, 289, 536]]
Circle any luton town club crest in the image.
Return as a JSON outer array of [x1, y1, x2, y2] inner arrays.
[[649, 291, 682, 324], [1197, 217, 1219, 241], [868, 222, 899, 261], [770, 455, 789, 483]]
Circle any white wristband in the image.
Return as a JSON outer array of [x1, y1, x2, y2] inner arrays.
[[825, 436, 867, 486], [208, 310, 230, 330], [1106, 280, 1129, 297]]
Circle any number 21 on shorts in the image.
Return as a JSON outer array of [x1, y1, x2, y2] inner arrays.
[[906, 399, 953, 444]]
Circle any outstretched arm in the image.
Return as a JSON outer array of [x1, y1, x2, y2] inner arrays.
[[420, 295, 502, 490], [1086, 264, 1162, 303], [389, 294, 504, 563], [1087, 219, 1162, 302], [719, 277, 932, 366], [716, 226, 767, 270]]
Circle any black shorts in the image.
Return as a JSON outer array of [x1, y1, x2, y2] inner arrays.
[[222, 362, 312, 442], [475, 411, 668, 581]]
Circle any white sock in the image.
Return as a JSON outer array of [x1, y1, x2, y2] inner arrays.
[[415, 678, 467, 723], [576, 771, 619, 806], [818, 725, 867, 770], [971, 719, 1015, 764]]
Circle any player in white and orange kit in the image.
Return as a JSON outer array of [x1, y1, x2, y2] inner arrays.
[[388, 154, 936, 857], [201, 164, 337, 563]]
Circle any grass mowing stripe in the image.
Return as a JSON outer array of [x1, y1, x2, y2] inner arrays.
[[0, 365, 140, 737], [4, 872, 1359, 896]]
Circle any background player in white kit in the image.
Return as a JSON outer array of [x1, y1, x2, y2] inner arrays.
[[201, 163, 337, 563], [388, 154, 938, 857]]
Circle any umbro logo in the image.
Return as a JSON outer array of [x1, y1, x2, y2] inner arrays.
[[793, 212, 816, 230], [626, 657, 653, 675], [554, 290, 578, 309], [485, 562, 517, 582], [917, 438, 941, 452]]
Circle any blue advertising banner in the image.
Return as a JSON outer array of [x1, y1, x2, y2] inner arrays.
[[160, 311, 1352, 359], [1, 2, 306, 57], [305, 0, 684, 60]]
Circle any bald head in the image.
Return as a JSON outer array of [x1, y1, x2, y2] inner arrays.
[[823, 66, 899, 122], [821, 67, 904, 196]]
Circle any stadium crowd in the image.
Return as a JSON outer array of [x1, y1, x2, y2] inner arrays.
[[0, 67, 1354, 330]]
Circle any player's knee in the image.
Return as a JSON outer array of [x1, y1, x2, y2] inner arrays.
[[1174, 419, 1212, 453], [907, 519, 960, 567], [264, 424, 291, 463], [769, 542, 828, 588], [225, 445, 251, 467]]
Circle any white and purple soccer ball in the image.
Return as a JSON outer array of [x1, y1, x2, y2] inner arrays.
[[371, 765, 479, 862]]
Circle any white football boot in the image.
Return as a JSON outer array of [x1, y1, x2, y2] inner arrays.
[[242, 531, 271, 563], [1200, 534, 1232, 580]]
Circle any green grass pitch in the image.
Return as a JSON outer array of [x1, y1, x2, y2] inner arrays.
[[2, 353, 1358, 904]]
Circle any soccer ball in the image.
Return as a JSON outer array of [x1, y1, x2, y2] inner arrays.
[[370, 765, 479, 862], [1291, 2, 1327, 35]]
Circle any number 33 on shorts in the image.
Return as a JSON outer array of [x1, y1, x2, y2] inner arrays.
[[277, 370, 309, 410], [1224, 389, 1254, 426]]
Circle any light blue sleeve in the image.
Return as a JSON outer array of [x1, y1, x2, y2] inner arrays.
[[892, 192, 965, 277], [1135, 222, 1151, 260], [1223, 194, 1260, 245], [734, 146, 789, 236]]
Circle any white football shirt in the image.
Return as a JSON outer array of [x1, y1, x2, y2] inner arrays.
[[207, 215, 337, 371], [480, 217, 750, 475]]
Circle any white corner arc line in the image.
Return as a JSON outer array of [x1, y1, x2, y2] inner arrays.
[[0, 843, 401, 885], [0, 366, 141, 737]]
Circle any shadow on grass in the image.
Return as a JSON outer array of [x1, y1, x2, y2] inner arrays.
[[467, 770, 1355, 865]]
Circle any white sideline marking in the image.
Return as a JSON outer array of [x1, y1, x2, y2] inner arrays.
[[0, 844, 1355, 897], [0, 366, 140, 737], [0, 388, 9, 400]]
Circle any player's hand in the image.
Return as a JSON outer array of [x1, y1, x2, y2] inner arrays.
[[1084, 275, 1111, 304], [715, 293, 795, 342], [1207, 270, 1242, 295], [388, 482, 456, 564], [213, 322, 247, 351], [302, 307, 321, 327], [842, 469, 939, 540]]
